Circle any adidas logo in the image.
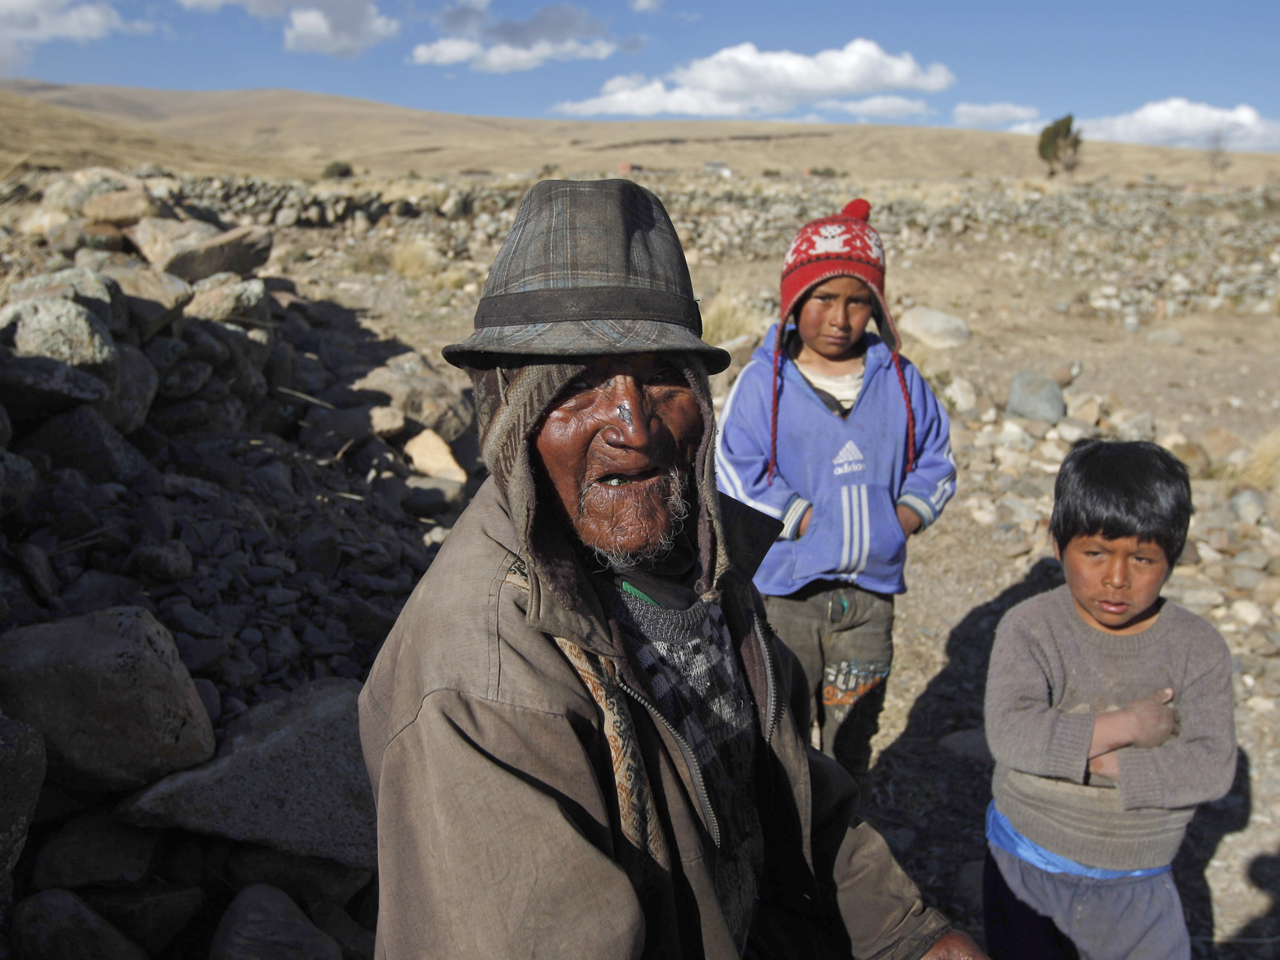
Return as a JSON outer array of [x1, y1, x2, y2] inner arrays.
[[832, 440, 863, 464]]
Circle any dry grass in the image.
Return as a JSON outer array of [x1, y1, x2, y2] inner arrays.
[[1238, 425, 1280, 492], [0, 90, 289, 177], [390, 239, 446, 280], [700, 287, 772, 346], [390, 239, 482, 292]]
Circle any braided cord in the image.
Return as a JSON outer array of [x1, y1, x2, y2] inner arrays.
[[889, 352, 917, 474], [767, 326, 786, 484]]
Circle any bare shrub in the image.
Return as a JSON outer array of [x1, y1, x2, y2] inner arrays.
[[391, 239, 446, 280], [701, 287, 771, 346]]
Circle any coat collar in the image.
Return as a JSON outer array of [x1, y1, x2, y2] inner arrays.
[[473, 477, 781, 657]]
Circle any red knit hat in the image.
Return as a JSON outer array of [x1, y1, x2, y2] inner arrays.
[[779, 198, 900, 351], [765, 199, 916, 482]]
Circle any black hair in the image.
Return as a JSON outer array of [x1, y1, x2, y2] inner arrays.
[[1051, 439, 1192, 566]]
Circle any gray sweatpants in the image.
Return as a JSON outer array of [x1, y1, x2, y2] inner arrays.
[[988, 844, 1190, 960], [763, 583, 893, 774]]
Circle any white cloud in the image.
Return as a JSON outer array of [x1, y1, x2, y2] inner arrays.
[[953, 101, 1038, 128], [1071, 98, 1280, 152], [474, 38, 614, 72], [820, 95, 929, 119], [556, 38, 955, 117], [283, 4, 396, 54], [630, 0, 660, 10], [0, 0, 147, 71], [413, 2, 620, 73], [174, 0, 398, 55], [410, 36, 483, 65]]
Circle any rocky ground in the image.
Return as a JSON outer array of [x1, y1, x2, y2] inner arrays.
[[0, 164, 1278, 958]]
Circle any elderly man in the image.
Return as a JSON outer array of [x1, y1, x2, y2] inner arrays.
[[359, 180, 985, 959]]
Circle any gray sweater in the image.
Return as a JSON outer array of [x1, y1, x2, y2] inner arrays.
[[985, 585, 1237, 871]]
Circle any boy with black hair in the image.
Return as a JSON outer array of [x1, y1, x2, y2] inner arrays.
[[983, 440, 1237, 960]]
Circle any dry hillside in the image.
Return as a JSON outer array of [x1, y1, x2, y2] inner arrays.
[[0, 90, 292, 179], [3, 79, 1279, 185]]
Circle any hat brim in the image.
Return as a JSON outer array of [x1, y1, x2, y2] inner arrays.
[[443, 317, 732, 374]]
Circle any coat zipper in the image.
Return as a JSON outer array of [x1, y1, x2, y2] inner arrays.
[[617, 677, 721, 849], [753, 613, 779, 745]]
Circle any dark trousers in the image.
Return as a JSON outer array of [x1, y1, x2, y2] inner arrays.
[[763, 583, 894, 775], [983, 850, 1079, 960]]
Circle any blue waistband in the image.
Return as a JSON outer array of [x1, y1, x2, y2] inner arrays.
[[986, 801, 1171, 879]]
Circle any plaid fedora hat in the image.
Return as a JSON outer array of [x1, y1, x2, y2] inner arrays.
[[442, 179, 731, 374]]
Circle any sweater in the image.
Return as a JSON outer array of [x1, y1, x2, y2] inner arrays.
[[985, 585, 1237, 871], [603, 582, 763, 951], [715, 328, 955, 597]]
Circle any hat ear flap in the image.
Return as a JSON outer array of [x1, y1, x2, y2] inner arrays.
[[868, 286, 900, 353]]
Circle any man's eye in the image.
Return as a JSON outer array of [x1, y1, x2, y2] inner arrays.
[[647, 365, 684, 385]]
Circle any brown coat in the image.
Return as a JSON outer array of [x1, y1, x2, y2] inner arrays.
[[359, 479, 948, 959]]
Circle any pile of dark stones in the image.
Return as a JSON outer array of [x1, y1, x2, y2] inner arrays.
[[0, 167, 479, 960]]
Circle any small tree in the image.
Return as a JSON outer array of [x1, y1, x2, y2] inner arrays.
[[1206, 128, 1231, 184], [1038, 115, 1082, 178]]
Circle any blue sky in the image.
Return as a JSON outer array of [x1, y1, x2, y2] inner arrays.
[[6, 0, 1280, 150]]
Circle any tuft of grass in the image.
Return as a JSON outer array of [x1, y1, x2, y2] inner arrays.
[[351, 249, 391, 273], [701, 287, 771, 346], [432, 266, 476, 292], [391, 238, 446, 280], [1237, 425, 1280, 492], [322, 160, 353, 179]]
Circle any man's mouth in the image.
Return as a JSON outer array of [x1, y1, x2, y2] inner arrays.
[[1097, 599, 1129, 614], [596, 467, 663, 487]]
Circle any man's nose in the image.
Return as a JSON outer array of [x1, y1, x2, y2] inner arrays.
[[602, 376, 653, 446]]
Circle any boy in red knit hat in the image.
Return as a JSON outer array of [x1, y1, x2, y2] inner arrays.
[[716, 200, 956, 774]]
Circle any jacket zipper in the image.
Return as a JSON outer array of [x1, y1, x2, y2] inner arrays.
[[617, 677, 721, 849], [753, 613, 779, 744]]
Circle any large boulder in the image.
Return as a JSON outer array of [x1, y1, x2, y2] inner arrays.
[[299, 405, 405, 455], [99, 265, 194, 342], [95, 343, 159, 435], [402, 428, 467, 482], [350, 351, 473, 441], [18, 406, 152, 485], [118, 680, 376, 869], [0, 450, 39, 516], [12, 889, 149, 960], [1005, 371, 1066, 424], [125, 217, 221, 270], [209, 885, 341, 960], [168, 225, 273, 282], [0, 354, 110, 421], [186, 276, 272, 324], [0, 716, 45, 884], [226, 846, 372, 910], [81, 190, 161, 227], [33, 813, 162, 890], [8, 268, 130, 338], [48, 220, 126, 257], [897, 306, 972, 349], [84, 886, 205, 954], [0, 607, 215, 791], [0, 297, 117, 373]]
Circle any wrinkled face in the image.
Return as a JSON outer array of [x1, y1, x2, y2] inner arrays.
[[794, 275, 875, 370], [1056, 533, 1170, 635], [533, 354, 704, 566]]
